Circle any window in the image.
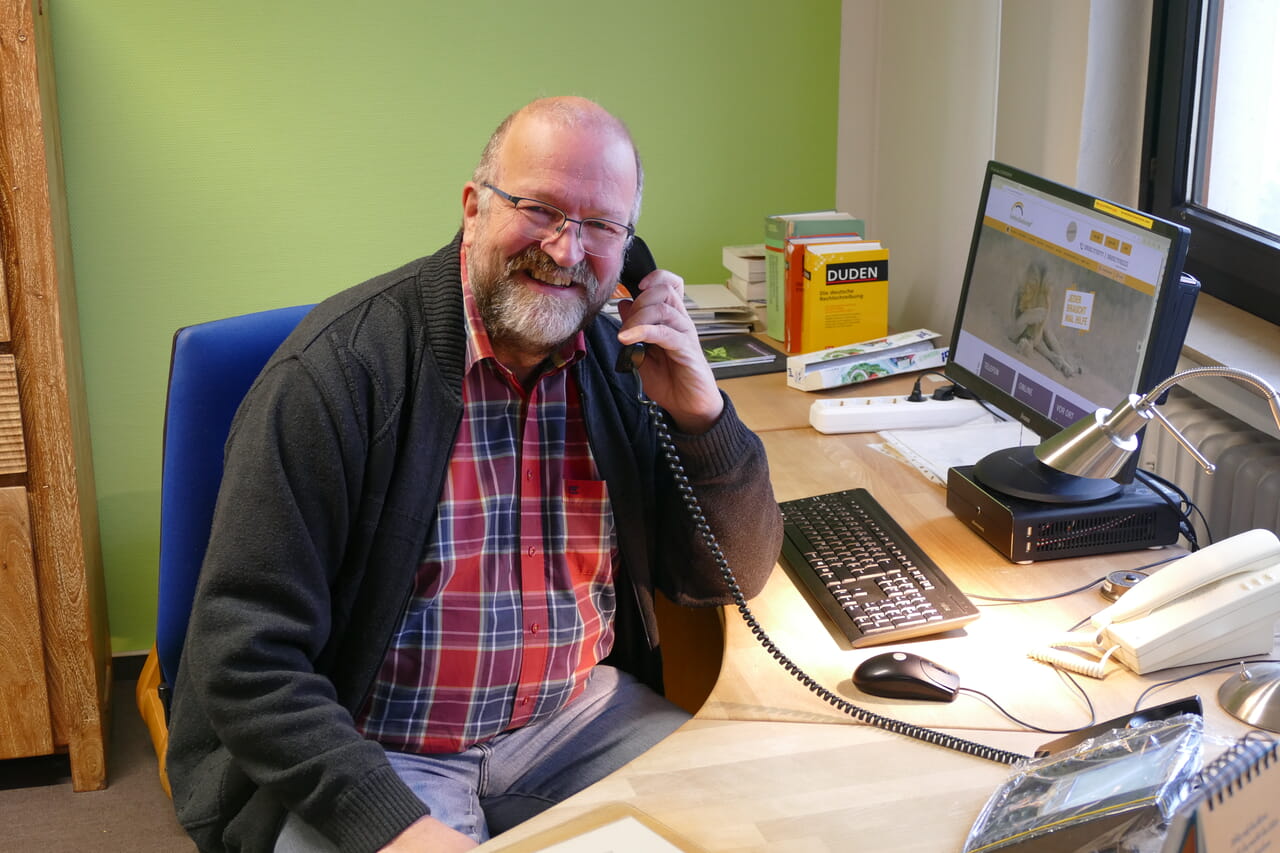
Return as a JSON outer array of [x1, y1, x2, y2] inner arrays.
[[1143, 0, 1280, 326]]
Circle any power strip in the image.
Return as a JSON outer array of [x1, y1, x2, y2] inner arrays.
[[809, 395, 1000, 434]]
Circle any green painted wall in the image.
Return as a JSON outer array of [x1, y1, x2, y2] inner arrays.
[[49, 1, 842, 653]]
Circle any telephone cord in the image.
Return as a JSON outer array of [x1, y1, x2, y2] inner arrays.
[[643, 397, 1030, 767]]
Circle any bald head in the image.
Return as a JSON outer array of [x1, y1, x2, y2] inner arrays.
[[473, 96, 644, 225]]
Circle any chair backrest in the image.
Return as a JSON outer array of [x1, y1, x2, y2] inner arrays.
[[155, 304, 314, 688]]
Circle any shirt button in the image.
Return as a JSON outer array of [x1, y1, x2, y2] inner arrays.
[[525, 468, 533, 481], [527, 546, 536, 557], [530, 623, 540, 634]]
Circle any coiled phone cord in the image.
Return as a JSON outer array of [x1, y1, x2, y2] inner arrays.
[[643, 397, 1030, 767]]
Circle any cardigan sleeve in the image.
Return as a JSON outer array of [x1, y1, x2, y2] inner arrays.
[[652, 392, 782, 607]]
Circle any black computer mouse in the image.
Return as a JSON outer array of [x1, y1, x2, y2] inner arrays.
[[853, 651, 960, 702]]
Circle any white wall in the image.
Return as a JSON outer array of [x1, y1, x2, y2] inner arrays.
[[837, 0, 1152, 336], [994, 2, 1090, 185], [837, 0, 1000, 338]]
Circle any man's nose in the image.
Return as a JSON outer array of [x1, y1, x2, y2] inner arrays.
[[540, 223, 587, 268]]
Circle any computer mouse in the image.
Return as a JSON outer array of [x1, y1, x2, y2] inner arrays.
[[852, 651, 960, 702]]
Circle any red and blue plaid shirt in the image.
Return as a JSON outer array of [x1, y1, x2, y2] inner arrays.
[[355, 256, 618, 753]]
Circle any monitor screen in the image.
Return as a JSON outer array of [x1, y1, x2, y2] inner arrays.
[[946, 162, 1196, 453]]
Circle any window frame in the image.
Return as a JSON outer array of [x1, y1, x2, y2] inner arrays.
[[1141, 0, 1280, 326]]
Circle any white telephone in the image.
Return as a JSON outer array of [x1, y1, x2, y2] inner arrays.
[[1031, 528, 1280, 677]]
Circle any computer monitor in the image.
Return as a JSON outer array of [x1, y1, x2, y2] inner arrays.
[[945, 161, 1197, 503]]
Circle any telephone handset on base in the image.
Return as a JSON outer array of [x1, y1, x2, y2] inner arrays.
[[1093, 528, 1280, 674], [1033, 529, 1280, 677], [615, 236, 656, 374]]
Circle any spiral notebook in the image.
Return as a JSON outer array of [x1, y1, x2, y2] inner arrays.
[[1161, 732, 1279, 853]]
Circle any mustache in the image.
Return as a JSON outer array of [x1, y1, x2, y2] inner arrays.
[[504, 245, 598, 295]]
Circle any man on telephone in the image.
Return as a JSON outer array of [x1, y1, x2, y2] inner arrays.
[[166, 95, 782, 853]]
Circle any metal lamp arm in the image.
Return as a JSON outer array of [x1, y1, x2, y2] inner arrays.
[[1133, 366, 1280, 475]]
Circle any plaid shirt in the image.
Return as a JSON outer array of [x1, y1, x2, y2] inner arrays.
[[355, 258, 618, 753]]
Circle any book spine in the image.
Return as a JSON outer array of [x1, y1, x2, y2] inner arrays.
[[722, 245, 765, 281], [763, 217, 789, 340], [784, 240, 807, 353]]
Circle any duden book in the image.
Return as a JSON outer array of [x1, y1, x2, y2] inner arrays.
[[784, 235, 874, 353], [796, 241, 889, 353], [763, 211, 865, 341]]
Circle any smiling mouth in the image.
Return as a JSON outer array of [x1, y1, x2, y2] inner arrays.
[[523, 268, 575, 289], [505, 245, 591, 292]]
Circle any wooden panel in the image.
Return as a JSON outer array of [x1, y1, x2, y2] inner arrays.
[[0, 355, 27, 475], [0, 248, 10, 342], [0, 0, 109, 789], [654, 592, 724, 715], [0, 485, 52, 759]]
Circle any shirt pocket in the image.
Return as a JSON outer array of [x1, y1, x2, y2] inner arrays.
[[561, 479, 616, 582]]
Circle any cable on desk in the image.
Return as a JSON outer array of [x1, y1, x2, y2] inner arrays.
[[966, 576, 1110, 605], [960, 667, 1096, 734], [1134, 468, 1208, 550], [644, 397, 1031, 767], [966, 553, 1181, 607], [907, 370, 954, 402], [907, 372, 1010, 422], [1132, 658, 1280, 712]]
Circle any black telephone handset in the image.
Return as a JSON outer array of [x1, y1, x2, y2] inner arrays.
[[615, 236, 656, 373]]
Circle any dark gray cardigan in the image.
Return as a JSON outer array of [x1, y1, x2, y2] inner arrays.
[[166, 235, 782, 853]]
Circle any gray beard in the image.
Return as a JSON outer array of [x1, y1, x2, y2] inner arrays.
[[471, 244, 604, 355]]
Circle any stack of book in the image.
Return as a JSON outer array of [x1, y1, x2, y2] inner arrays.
[[721, 244, 767, 327], [763, 210, 889, 354], [603, 283, 759, 337], [604, 282, 784, 377], [683, 284, 760, 336]]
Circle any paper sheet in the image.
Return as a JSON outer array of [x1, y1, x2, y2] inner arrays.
[[878, 420, 1040, 485]]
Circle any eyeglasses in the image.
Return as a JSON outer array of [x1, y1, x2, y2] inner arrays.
[[484, 183, 634, 258]]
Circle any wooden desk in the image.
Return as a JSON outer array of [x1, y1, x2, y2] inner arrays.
[[478, 371, 1265, 852], [484, 719, 1044, 853], [701, 427, 1249, 737]]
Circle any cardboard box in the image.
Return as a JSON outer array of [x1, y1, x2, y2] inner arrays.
[[786, 328, 946, 391]]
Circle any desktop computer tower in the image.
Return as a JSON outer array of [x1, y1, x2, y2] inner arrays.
[[946, 465, 1183, 563]]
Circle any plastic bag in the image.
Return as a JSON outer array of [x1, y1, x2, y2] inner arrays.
[[963, 713, 1203, 853]]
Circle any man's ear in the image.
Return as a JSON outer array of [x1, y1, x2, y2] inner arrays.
[[461, 182, 481, 247]]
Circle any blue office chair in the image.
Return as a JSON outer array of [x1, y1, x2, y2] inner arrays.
[[136, 304, 314, 795]]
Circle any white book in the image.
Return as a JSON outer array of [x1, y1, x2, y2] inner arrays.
[[721, 243, 766, 281]]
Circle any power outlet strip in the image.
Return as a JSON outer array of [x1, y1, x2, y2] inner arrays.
[[809, 395, 998, 434]]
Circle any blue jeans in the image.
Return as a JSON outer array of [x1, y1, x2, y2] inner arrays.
[[274, 665, 690, 850]]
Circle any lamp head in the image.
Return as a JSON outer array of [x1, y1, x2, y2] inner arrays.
[[1034, 395, 1153, 480]]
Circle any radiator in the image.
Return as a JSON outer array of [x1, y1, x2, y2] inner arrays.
[[1137, 387, 1280, 542]]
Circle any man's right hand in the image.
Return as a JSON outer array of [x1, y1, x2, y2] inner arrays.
[[381, 816, 478, 851]]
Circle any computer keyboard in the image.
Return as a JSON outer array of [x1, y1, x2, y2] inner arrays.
[[778, 488, 980, 647]]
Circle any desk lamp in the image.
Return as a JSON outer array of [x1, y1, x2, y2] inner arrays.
[[973, 366, 1280, 504], [1028, 364, 1280, 732]]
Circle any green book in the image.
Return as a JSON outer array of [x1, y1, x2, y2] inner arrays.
[[763, 211, 865, 340]]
